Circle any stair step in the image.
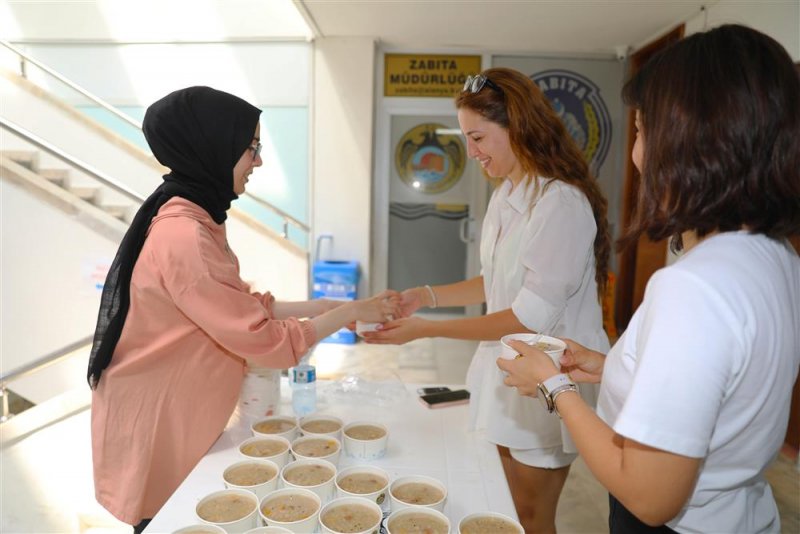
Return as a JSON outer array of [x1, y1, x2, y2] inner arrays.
[[101, 204, 129, 220], [39, 168, 70, 187], [1, 150, 39, 172], [69, 185, 99, 203]]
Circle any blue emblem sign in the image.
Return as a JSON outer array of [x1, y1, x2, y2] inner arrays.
[[531, 70, 612, 175]]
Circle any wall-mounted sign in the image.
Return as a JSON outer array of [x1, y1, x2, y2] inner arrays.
[[385, 54, 482, 97], [531, 69, 613, 174], [395, 123, 466, 194]]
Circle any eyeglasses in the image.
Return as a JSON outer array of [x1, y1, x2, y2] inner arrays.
[[248, 142, 262, 160], [463, 74, 503, 95]]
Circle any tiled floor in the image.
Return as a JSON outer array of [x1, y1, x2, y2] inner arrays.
[[310, 329, 799, 533]]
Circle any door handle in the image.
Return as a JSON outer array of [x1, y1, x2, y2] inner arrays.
[[459, 217, 474, 243]]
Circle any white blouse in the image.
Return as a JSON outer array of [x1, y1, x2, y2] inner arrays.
[[466, 177, 609, 450]]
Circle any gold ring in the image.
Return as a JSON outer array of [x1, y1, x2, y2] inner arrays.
[[514, 354, 524, 360]]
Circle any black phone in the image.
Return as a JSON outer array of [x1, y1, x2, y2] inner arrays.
[[419, 389, 470, 409], [416, 386, 451, 395]]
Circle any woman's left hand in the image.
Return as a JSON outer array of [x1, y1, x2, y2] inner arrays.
[[362, 316, 427, 345], [496, 339, 562, 397]]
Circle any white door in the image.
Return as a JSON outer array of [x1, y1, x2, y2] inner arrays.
[[372, 111, 488, 317]]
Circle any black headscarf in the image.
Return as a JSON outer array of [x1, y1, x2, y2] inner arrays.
[[87, 86, 261, 388]]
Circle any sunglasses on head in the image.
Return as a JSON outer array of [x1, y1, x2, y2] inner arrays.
[[463, 74, 503, 95]]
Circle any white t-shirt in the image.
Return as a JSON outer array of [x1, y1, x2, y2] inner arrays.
[[467, 177, 609, 449], [598, 232, 800, 533]]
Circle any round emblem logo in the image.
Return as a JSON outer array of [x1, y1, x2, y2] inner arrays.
[[531, 69, 613, 174], [395, 123, 466, 194]]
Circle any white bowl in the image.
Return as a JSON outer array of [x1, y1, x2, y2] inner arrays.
[[355, 321, 381, 337], [319, 496, 383, 534], [195, 488, 259, 533], [251, 416, 300, 442], [223, 459, 280, 500], [386, 506, 451, 534], [173, 525, 227, 534], [239, 436, 292, 468], [389, 475, 447, 512], [291, 435, 342, 466], [298, 414, 344, 440], [259, 488, 321, 533], [458, 511, 524, 534], [499, 333, 566, 368], [280, 458, 338, 503], [243, 527, 293, 534], [335, 465, 391, 512], [342, 421, 389, 460]]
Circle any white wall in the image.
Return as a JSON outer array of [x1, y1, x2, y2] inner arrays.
[[1, 72, 308, 400], [311, 37, 377, 296]]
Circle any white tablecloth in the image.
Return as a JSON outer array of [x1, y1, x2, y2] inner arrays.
[[145, 381, 516, 532]]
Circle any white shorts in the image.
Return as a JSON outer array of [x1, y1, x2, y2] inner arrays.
[[509, 445, 576, 469]]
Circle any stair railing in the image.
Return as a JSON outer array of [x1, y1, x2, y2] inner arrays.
[[0, 335, 94, 423], [1, 117, 145, 203], [1, 39, 310, 243]]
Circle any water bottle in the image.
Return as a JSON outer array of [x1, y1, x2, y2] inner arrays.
[[291, 363, 317, 417]]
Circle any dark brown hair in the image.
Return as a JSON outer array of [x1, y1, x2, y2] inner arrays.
[[620, 24, 800, 252], [455, 67, 611, 298]]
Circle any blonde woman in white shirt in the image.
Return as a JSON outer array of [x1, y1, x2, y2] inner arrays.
[[499, 25, 800, 533], [365, 67, 612, 533]]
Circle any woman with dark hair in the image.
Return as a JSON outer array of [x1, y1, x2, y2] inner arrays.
[[89, 87, 399, 533], [366, 67, 612, 532], [499, 25, 800, 532]]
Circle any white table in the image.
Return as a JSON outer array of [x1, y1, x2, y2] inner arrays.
[[146, 382, 516, 532]]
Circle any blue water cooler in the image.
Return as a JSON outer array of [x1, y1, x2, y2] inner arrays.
[[312, 260, 359, 344]]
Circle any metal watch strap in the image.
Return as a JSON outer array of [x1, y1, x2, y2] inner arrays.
[[538, 373, 577, 417]]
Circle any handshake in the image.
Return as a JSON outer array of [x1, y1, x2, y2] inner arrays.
[[345, 285, 437, 345]]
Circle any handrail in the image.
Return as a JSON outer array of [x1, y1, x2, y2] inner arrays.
[[0, 334, 93, 423], [0, 117, 145, 203], [243, 191, 309, 235], [1, 39, 143, 130], [1, 42, 310, 238]]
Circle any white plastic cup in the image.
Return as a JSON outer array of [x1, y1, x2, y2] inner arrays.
[[251, 416, 300, 442], [389, 475, 447, 512], [223, 459, 280, 500], [499, 333, 567, 368], [259, 488, 321, 533], [173, 525, 227, 534], [291, 435, 342, 466], [318, 496, 383, 534], [280, 458, 338, 504], [342, 421, 389, 460], [238, 436, 292, 468], [298, 414, 344, 441], [458, 511, 524, 534], [386, 506, 451, 534], [195, 488, 259, 533], [335, 465, 391, 512], [238, 367, 282, 422]]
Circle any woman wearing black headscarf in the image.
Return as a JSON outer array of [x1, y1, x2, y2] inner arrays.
[[89, 87, 398, 532]]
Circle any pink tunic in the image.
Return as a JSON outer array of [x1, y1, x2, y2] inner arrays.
[[91, 198, 316, 525]]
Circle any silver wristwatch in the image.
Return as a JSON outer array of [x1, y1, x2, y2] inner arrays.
[[537, 373, 578, 417]]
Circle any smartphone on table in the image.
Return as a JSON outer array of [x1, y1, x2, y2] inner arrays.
[[416, 386, 451, 395], [419, 389, 470, 409]]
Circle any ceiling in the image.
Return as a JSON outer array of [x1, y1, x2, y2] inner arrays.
[[297, 0, 711, 56], [1, 0, 711, 57]]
